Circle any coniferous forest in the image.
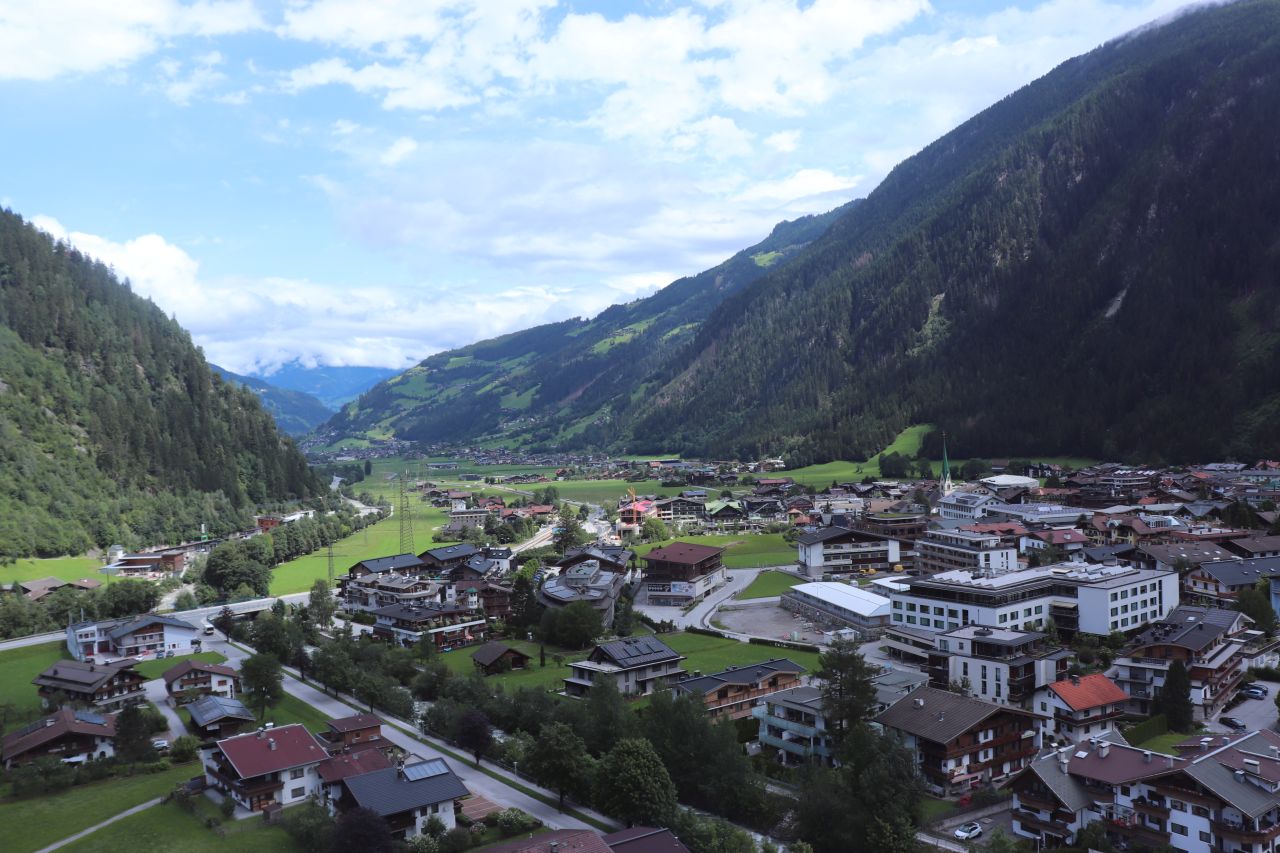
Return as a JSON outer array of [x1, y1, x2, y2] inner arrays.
[[0, 209, 319, 559]]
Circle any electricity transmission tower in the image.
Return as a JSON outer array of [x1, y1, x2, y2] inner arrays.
[[399, 470, 415, 555]]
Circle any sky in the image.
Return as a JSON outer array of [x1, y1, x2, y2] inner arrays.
[[0, 0, 1210, 376]]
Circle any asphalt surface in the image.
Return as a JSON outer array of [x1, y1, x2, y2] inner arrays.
[[1207, 689, 1279, 734]]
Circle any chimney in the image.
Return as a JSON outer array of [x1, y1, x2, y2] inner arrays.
[[1201, 738, 1212, 752], [1143, 751, 1152, 763], [914, 698, 925, 709], [1099, 742, 1110, 759], [1235, 769, 1246, 783], [268, 738, 276, 751], [257, 727, 265, 739], [1058, 758, 1069, 775]]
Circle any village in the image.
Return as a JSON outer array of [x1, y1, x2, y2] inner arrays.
[[3, 450, 1280, 853]]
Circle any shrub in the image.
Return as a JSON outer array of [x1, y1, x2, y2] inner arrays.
[[440, 826, 473, 853], [169, 735, 200, 764], [496, 808, 538, 836], [219, 795, 236, 818]]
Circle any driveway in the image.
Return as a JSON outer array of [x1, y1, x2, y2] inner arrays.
[[1208, 691, 1278, 734], [143, 677, 187, 741], [207, 635, 613, 832], [634, 568, 761, 630]]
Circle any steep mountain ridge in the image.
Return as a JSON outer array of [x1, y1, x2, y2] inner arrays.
[[210, 363, 334, 435], [322, 200, 857, 447], [324, 0, 1280, 466], [0, 209, 319, 559]]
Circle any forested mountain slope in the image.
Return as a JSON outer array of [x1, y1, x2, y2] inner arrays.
[[210, 363, 333, 435], [0, 210, 319, 559], [628, 0, 1280, 465], [322, 200, 856, 447]]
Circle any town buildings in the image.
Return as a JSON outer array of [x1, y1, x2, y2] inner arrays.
[[471, 642, 531, 676], [370, 599, 486, 649], [641, 542, 727, 606], [335, 758, 468, 840], [536, 560, 626, 626], [914, 529, 1018, 576], [203, 724, 330, 812], [780, 582, 892, 638], [669, 659, 805, 720], [163, 659, 240, 702], [1039, 673, 1130, 743], [873, 686, 1044, 795], [890, 561, 1178, 637], [66, 614, 200, 662], [924, 625, 1071, 707], [794, 527, 902, 578], [33, 659, 147, 712], [1109, 605, 1250, 721], [186, 695, 256, 740], [564, 636, 686, 697], [754, 685, 837, 766], [1, 708, 116, 768]]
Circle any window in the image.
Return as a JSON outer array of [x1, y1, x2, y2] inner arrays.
[[1199, 831, 1211, 842], [1192, 805, 1209, 818], [291, 787, 305, 799], [906, 616, 916, 624], [1170, 823, 1187, 836], [893, 601, 902, 609], [907, 603, 917, 612], [290, 768, 304, 780], [1169, 800, 1187, 812]]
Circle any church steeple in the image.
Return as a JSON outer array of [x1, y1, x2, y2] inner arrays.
[[940, 430, 953, 495]]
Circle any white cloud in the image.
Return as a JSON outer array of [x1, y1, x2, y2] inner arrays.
[[764, 130, 800, 153], [158, 50, 227, 105], [0, 1, 263, 80], [379, 136, 418, 166]]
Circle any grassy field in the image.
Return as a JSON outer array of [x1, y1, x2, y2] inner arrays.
[[632, 534, 794, 568], [0, 641, 70, 732], [133, 651, 228, 681], [440, 639, 589, 692], [269, 503, 448, 595], [0, 762, 200, 853], [663, 631, 822, 674], [58, 799, 300, 853], [0, 556, 104, 586], [738, 570, 803, 599], [1132, 730, 1195, 755], [551, 478, 667, 505], [259, 692, 339, 733]]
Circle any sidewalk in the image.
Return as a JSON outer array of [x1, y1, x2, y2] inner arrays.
[[34, 798, 162, 853]]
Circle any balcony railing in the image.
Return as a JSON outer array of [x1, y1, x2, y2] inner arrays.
[[1212, 819, 1280, 841], [759, 732, 814, 756]]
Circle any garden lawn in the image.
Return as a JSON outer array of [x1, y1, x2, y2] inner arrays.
[[920, 796, 957, 823], [133, 651, 228, 680], [0, 641, 70, 732], [58, 799, 300, 853], [438, 639, 589, 692], [0, 555, 103, 586], [1132, 730, 1195, 755], [663, 631, 822, 676], [268, 503, 447, 595], [0, 762, 198, 853], [633, 534, 794, 568], [552, 478, 666, 505], [257, 693, 335, 733], [738, 570, 802, 599]]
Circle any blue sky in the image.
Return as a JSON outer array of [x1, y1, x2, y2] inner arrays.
[[0, 0, 1208, 374]]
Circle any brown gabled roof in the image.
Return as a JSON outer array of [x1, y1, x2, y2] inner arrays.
[[643, 542, 723, 564], [217, 724, 327, 778], [874, 686, 1042, 745], [1048, 674, 1129, 711], [162, 659, 239, 685], [603, 827, 691, 853], [478, 830, 611, 853], [1, 708, 116, 762], [316, 747, 393, 783], [327, 713, 382, 733], [471, 642, 528, 667]]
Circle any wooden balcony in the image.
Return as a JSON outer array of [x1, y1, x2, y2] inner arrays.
[[1213, 819, 1280, 842], [1130, 797, 1169, 818]]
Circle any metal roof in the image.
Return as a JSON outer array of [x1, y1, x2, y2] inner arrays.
[[342, 761, 469, 817]]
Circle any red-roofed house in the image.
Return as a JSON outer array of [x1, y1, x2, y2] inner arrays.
[[316, 713, 386, 754], [1040, 673, 1130, 743], [1022, 529, 1091, 556], [203, 723, 329, 812], [1, 708, 116, 768], [316, 748, 393, 801]]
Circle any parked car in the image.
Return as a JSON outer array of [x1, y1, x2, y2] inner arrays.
[[954, 822, 983, 841], [1241, 686, 1267, 700], [1220, 716, 1248, 731], [151, 738, 169, 752]]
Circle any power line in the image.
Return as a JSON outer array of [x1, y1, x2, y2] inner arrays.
[[399, 469, 415, 555]]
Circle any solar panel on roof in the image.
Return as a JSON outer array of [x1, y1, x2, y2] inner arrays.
[[402, 759, 448, 781]]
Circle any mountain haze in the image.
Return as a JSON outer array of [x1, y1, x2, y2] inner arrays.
[[210, 364, 334, 435], [323, 201, 857, 447], [255, 362, 400, 409], [328, 0, 1280, 466], [0, 209, 319, 560]]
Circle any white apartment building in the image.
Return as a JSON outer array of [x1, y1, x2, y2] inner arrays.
[[915, 529, 1018, 575], [890, 561, 1179, 636]]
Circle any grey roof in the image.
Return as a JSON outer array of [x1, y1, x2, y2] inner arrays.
[[354, 554, 424, 574], [1197, 556, 1280, 587], [672, 659, 804, 694], [34, 659, 138, 691], [796, 526, 857, 546], [1232, 535, 1280, 555], [873, 686, 1041, 744], [105, 614, 197, 641], [342, 761, 469, 816], [1183, 730, 1280, 818], [420, 543, 480, 562], [187, 694, 254, 728], [765, 685, 825, 711], [1129, 605, 1242, 653], [1024, 750, 1094, 813], [592, 636, 681, 668], [471, 642, 528, 667]]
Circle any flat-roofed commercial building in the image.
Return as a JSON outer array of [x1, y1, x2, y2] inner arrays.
[[781, 582, 892, 638], [795, 527, 901, 579], [915, 529, 1018, 575], [890, 561, 1178, 637]]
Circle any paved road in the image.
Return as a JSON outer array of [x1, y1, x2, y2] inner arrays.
[[144, 678, 188, 741], [512, 525, 554, 555], [1208, 690, 1279, 734], [633, 568, 762, 630], [34, 797, 163, 853], [207, 635, 614, 832]]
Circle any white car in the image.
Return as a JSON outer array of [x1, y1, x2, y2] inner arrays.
[[953, 822, 983, 841], [151, 738, 169, 751]]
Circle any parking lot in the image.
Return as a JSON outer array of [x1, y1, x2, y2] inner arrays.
[[1208, 687, 1279, 734], [714, 602, 834, 645]]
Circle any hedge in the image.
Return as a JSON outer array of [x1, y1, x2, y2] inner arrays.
[[748, 636, 821, 653], [1124, 714, 1168, 746]]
